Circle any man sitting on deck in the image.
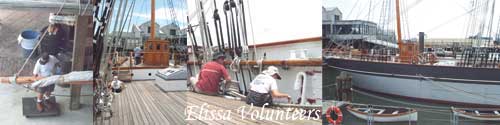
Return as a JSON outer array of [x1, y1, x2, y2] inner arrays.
[[33, 53, 60, 112], [246, 66, 291, 107], [189, 52, 232, 96], [109, 72, 124, 93]]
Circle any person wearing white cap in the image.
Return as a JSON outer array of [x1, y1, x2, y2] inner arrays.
[[246, 66, 291, 106], [33, 52, 60, 112]]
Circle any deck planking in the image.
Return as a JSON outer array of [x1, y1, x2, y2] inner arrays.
[[95, 80, 321, 125]]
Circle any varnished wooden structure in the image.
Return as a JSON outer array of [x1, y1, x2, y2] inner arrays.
[[395, 0, 420, 63], [143, 40, 170, 66], [143, 0, 170, 66], [399, 43, 419, 63]]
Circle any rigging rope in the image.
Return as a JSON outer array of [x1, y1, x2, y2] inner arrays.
[[245, 0, 257, 60]]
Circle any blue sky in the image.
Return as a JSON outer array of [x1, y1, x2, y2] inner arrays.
[[109, 0, 187, 32]]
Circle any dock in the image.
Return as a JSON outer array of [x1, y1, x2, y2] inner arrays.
[[95, 80, 321, 125]]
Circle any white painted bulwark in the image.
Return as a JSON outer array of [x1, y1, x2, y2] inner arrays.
[[132, 69, 159, 80]]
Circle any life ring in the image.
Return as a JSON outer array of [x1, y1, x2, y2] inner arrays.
[[326, 106, 343, 125]]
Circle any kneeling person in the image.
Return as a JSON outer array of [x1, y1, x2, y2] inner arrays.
[[246, 66, 291, 107], [189, 52, 232, 95]]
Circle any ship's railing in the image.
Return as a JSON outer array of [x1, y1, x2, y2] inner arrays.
[[103, 51, 172, 68], [324, 50, 500, 69], [323, 50, 400, 63]]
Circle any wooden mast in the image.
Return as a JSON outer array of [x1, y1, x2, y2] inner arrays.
[[395, 0, 402, 50], [150, 0, 156, 40], [143, 0, 170, 66], [395, 0, 417, 63]]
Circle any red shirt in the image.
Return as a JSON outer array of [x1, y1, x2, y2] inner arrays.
[[196, 61, 230, 94]]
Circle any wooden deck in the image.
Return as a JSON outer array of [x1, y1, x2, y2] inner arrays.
[[95, 80, 321, 125]]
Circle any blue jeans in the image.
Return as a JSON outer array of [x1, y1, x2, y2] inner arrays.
[[135, 57, 141, 65]]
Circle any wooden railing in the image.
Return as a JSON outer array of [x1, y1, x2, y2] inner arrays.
[[324, 50, 500, 69]]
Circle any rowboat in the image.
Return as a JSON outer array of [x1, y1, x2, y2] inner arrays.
[[346, 104, 418, 122], [452, 107, 500, 121]]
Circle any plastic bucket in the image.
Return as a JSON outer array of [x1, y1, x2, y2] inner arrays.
[[18, 30, 39, 58], [18, 30, 40, 50]]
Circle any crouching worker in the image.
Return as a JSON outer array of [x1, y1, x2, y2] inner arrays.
[[109, 76, 124, 93], [189, 52, 232, 96], [33, 53, 60, 112], [246, 66, 291, 107]]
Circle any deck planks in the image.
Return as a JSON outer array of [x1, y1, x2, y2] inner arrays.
[[95, 80, 321, 125]]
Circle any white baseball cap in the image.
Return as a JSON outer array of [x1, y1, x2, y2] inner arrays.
[[262, 66, 281, 80]]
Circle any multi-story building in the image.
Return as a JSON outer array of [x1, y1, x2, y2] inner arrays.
[[107, 21, 187, 52], [322, 7, 397, 51]]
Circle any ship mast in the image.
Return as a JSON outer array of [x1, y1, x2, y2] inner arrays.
[[150, 0, 156, 40], [395, 0, 403, 50], [143, 0, 170, 66]]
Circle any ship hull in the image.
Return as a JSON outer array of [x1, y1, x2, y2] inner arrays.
[[326, 57, 500, 107]]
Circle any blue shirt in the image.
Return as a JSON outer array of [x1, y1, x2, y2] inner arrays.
[[134, 47, 142, 57]]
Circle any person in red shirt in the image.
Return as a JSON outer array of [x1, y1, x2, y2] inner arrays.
[[189, 52, 232, 95]]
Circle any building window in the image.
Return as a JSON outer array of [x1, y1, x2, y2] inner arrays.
[[170, 29, 176, 36], [148, 27, 151, 33], [334, 15, 340, 21]]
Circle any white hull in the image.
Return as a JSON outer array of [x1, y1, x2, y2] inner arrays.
[[349, 72, 500, 106], [131, 69, 162, 80], [347, 109, 418, 122]]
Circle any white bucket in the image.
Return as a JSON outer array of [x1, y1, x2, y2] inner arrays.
[[18, 30, 40, 50]]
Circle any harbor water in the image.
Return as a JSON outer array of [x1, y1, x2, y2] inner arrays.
[[322, 66, 499, 125]]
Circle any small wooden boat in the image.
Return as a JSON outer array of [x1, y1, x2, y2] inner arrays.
[[346, 104, 418, 122], [452, 107, 500, 121]]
